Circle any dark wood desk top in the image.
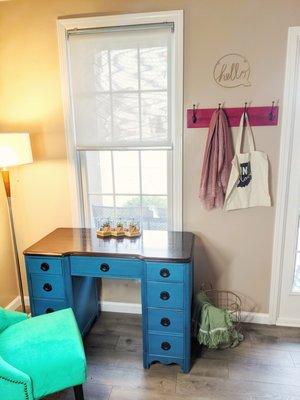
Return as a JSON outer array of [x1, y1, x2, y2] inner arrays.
[[24, 228, 195, 263]]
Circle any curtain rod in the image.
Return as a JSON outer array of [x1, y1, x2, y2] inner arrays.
[[67, 21, 174, 37]]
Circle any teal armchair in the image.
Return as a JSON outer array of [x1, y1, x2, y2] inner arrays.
[[0, 307, 87, 400]]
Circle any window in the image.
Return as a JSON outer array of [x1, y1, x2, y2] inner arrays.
[[82, 150, 168, 230], [292, 217, 300, 292], [60, 12, 183, 230]]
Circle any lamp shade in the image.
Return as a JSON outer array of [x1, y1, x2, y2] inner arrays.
[[0, 133, 33, 168]]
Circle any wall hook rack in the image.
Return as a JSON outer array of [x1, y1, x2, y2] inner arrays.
[[187, 102, 279, 128]]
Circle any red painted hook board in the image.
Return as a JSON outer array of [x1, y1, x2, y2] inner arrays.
[[187, 106, 279, 128]]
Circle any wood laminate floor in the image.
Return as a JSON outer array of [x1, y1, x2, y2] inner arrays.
[[47, 312, 300, 400]]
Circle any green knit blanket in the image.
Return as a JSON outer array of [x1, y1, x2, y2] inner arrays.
[[193, 291, 243, 349]]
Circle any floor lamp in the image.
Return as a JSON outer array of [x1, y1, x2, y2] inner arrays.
[[0, 133, 33, 313]]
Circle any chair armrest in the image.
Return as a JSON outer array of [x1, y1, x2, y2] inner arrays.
[[0, 308, 28, 333], [0, 356, 33, 400]]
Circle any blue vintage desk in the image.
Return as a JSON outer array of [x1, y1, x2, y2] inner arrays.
[[24, 228, 195, 372]]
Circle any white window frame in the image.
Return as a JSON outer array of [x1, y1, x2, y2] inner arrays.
[[269, 26, 300, 325], [57, 10, 184, 230]]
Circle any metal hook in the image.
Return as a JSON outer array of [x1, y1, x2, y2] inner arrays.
[[244, 102, 248, 114], [268, 101, 275, 121], [218, 103, 222, 110], [192, 104, 197, 124]]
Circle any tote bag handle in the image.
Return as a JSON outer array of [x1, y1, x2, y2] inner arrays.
[[235, 112, 255, 155]]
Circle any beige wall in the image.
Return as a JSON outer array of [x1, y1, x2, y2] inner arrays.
[[0, 184, 18, 307], [1, 0, 299, 312]]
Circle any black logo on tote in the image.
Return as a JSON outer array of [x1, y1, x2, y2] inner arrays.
[[237, 162, 252, 187]]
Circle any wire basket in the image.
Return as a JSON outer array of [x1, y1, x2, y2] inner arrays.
[[204, 289, 242, 333]]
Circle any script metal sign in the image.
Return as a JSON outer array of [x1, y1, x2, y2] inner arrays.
[[213, 54, 251, 88]]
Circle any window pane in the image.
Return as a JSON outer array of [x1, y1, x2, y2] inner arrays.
[[74, 94, 112, 146], [293, 253, 300, 293], [98, 151, 113, 193], [111, 48, 138, 91], [84, 149, 169, 230], [141, 92, 168, 142], [141, 151, 167, 195], [113, 93, 139, 142], [140, 46, 168, 90], [70, 47, 110, 94], [142, 196, 167, 230], [114, 151, 140, 194], [86, 152, 101, 194], [115, 195, 142, 222], [86, 151, 113, 194], [292, 218, 300, 292], [94, 50, 110, 92], [89, 195, 114, 228]]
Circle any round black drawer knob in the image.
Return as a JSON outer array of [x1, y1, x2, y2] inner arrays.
[[46, 308, 54, 313], [43, 283, 52, 292], [41, 262, 49, 272], [160, 268, 170, 278], [161, 341, 171, 351], [160, 317, 171, 327], [160, 291, 170, 301], [100, 263, 110, 272]]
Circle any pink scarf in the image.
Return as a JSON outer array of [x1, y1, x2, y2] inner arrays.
[[199, 109, 233, 210]]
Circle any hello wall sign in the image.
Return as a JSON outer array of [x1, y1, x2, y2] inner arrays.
[[213, 53, 251, 88]]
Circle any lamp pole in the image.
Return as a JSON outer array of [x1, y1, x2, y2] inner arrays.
[[1, 169, 26, 313]]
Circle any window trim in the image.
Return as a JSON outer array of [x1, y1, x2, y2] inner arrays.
[[57, 10, 183, 230]]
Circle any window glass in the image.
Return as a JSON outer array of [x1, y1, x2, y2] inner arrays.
[[141, 151, 167, 195], [85, 150, 169, 230]]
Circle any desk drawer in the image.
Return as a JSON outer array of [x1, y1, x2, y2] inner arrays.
[[26, 257, 62, 275], [70, 256, 142, 279], [30, 274, 65, 299], [33, 298, 68, 316], [148, 308, 183, 334], [147, 282, 183, 309], [147, 262, 184, 283], [148, 333, 184, 358]]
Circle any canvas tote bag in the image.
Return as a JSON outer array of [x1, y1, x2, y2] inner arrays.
[[224, 112, 271, 211]]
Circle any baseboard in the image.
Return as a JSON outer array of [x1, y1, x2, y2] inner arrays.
[[240, 311, 270, 325], [100, 301, 142, 314], [100, 302, 270, 324], [5, 296, 22, 310], [5, 295, 30, 311], [276, 317, 300, 328], [5, 298, 273, 326]]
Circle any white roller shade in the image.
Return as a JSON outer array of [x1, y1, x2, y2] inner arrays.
[[67, 25, 173, 149]]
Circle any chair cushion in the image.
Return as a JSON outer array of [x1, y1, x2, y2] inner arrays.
[[0, 308, 27, 333], [0, 308, 86, 399]]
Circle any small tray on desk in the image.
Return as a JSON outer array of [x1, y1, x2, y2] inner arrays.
[[96, 230, 111, 238], [96, 229, 141, 238], [124, 231, 141, 238], [111, 229, 126, 237]]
